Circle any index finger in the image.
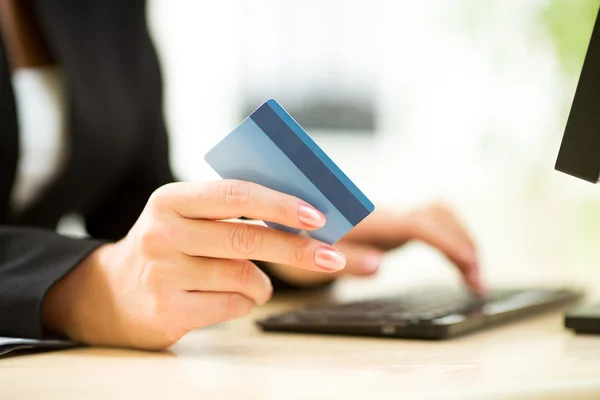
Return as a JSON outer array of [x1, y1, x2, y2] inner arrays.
[[153, 181, 326, 231], [171, 218, 347, 273], [412, 221, 483, 293]]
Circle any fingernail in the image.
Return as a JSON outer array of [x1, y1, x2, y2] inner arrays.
[[314, 248, 346, 271], [298, 205, 326, 228], [362, 253, 382, 273]]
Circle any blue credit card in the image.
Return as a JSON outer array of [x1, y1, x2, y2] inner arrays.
[[204, 99, 374, 245]]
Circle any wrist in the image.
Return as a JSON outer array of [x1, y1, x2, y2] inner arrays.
[[42, 243, 119, 344]]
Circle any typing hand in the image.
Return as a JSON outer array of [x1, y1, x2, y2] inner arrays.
[[266, 203, 484, 294], [42, 181, 345, 350]]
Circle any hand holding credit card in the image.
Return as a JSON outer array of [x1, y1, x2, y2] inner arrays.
[[205, 99, 374, 245]]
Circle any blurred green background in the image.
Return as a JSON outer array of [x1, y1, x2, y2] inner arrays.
[[543, 0, 600, 78]]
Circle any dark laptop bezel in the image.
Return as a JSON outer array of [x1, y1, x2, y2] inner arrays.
[[555, 8, 600, 183]]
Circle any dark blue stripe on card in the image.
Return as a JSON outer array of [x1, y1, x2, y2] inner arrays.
[[265, 99, 374, 212], [250, 101, 372, 226]]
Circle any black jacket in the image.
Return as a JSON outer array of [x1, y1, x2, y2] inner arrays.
[[0, 0, 174, 339]]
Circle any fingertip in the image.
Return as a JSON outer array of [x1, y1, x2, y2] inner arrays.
[[256, 271, 274, 305], [298, 204, 326, 229], [465, 269, 486, 296], [361, 253, 382, 274], [474, 274, 487, 295], [256, 296, 271, 306], [313, 248, 346, 272], [262, 282, 274, 305]]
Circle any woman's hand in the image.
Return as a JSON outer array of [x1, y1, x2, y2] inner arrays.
[[266, 203, 483, 293], [42, 180, 346, 350]]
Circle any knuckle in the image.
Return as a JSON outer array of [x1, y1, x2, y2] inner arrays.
[[148, 183, 178, 213], [138, 222, 166, 255], [229, 223, 261, 256], [427, 202, 452, 217], [275, 194, 293, 221], [290, 239, 310, 265], [409, 220, 426, 239], [137, 217, 176, 255], [226, 293, 252, 317], [223, 181, 251, 208], [233, 259, 255, 287], [147, 189, 164, 210]]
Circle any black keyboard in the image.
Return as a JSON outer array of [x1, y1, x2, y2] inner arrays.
[[257, 287, 582, 339]]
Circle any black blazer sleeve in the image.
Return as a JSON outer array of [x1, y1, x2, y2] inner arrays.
[[0, 227, 104, 339], [84, 111, 175, 240]]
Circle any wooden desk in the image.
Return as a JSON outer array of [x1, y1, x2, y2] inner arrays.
[[2, 287, 600, 400]]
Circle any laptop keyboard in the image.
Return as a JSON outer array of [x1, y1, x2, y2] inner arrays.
[[258, 287, 582, 339]]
